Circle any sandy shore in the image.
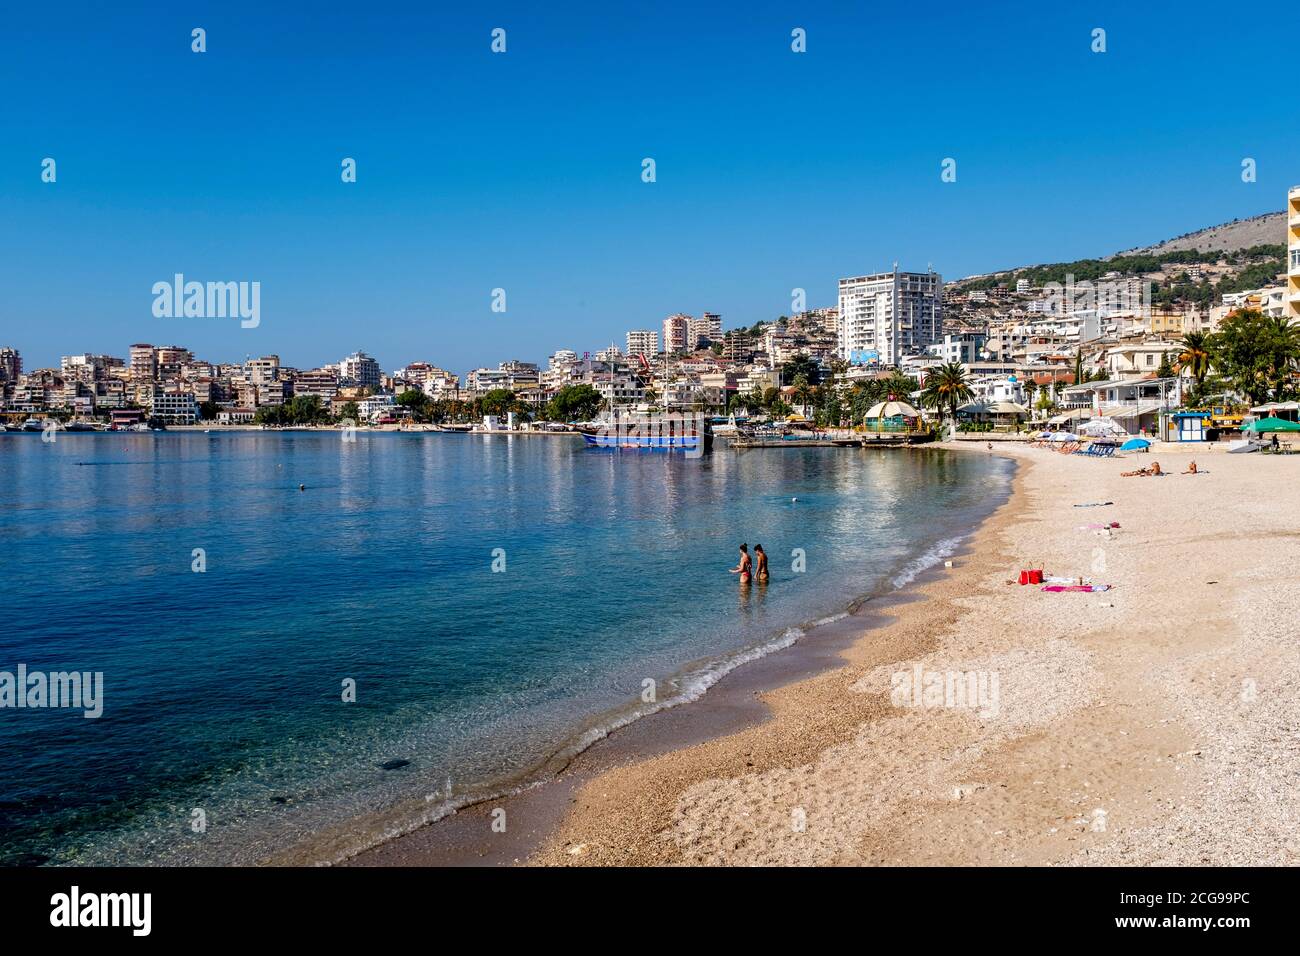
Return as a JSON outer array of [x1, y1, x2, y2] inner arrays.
[[349, 440, 1300, 866]]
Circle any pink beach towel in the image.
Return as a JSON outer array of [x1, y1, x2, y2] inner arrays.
[[1041, 584, 1111, 593]]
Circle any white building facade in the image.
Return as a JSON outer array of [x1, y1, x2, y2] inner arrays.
[[837, 269, 942, 367]]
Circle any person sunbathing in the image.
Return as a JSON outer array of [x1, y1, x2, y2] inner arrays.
[[1183, 461, 1198, 474], [1149, 461, 1162, 475]]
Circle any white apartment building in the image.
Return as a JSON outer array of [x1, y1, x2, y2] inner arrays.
[[150, 391, 198, 425], [338, 350, 381, 389], [358, 394, 396, 422], [837, 269, 942, 366], [689, 313, 722, 349], [926, 331, 986, 364], [626, 329, 659, 357], [419, 369, 461, 400], [548, 349, 578, 369], [595, 375, 644, 407]]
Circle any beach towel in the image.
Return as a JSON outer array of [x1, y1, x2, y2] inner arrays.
[[1073, 502, 1113, 508], [1041, 584, 1111, 593]]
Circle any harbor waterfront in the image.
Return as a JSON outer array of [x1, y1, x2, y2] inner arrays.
[[0, 431, 1012, 865]]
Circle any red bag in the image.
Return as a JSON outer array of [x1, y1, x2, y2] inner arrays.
[[1029, 569, 1043, 584], [1019, 570, 1029, 585]]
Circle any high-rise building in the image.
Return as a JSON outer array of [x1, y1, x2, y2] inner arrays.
[[837, 268, 942, 366], [0, 347, 21, 382], [244, 355, 281, 386], [689, 312, 722, 349], [154, 346, 193, 379], [625, 329, 659, 357], [548, 349, 578, 369], [295, 368, 340, 401], [338, 350, 381, 389], [662, 314, 691, 353], [61, 354, 116, 383], [129, 344, 156, 382], [1288, 185, 1300, 320]]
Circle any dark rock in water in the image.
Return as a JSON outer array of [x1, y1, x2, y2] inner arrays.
[[270, 796, 290, 805], [380, 758, 411, 771]]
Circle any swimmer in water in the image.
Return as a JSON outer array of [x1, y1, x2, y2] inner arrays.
[[754, 544, 769, 583], [729, 543, 751, 584]]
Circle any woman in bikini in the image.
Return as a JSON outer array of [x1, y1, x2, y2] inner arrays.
[[753, 544, 769, 583], [729, 543, 752, 584]]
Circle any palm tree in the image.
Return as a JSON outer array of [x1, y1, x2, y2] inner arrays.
[[920, 362, 974, 428], [1175, 331, 1212, 390], [791, 373, 814, 418]]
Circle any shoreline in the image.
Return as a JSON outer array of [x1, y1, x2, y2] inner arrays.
[[332, 445, 1020, 867], [346, 439, 1300, 866]]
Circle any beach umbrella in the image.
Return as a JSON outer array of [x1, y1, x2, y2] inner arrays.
[[1120, 438, 1151, 451], [1244, 416, 1300, 433], [864, 400, 921, 419], [1049, 432, 1078, 442], [1081, 417, 1123, 437]]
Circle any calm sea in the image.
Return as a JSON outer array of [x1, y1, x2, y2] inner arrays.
[[0, 432, 1012, 865]]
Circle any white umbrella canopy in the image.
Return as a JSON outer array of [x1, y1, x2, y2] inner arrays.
[[865, 400, 921, 418], [986, 401, 1028, 415], [1081, 417, 1124, 437], [1049, 432, 1079, 442]]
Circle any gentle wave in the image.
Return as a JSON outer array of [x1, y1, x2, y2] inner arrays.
[[890, 535, 966, 590]]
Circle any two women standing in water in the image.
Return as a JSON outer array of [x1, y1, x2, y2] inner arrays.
[[729, 543, 769, 585]]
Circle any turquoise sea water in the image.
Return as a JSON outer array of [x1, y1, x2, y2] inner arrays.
[[0, 432, 1013, 865]]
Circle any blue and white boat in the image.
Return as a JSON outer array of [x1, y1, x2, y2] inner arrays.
[[581, 431, 704, 451]]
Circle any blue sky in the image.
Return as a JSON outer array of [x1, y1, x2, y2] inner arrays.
[[2, 1, 1295, 373]]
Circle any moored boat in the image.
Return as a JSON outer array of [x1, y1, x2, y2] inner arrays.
[[581, 431, 705, 451]]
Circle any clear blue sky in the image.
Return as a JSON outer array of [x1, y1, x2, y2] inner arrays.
[[2, 1, 1294, 373]]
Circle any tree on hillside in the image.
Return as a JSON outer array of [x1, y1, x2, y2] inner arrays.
[[781, 355, 821, 386]]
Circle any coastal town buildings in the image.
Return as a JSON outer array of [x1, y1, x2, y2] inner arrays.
[[9, 188, 1300, 428]]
